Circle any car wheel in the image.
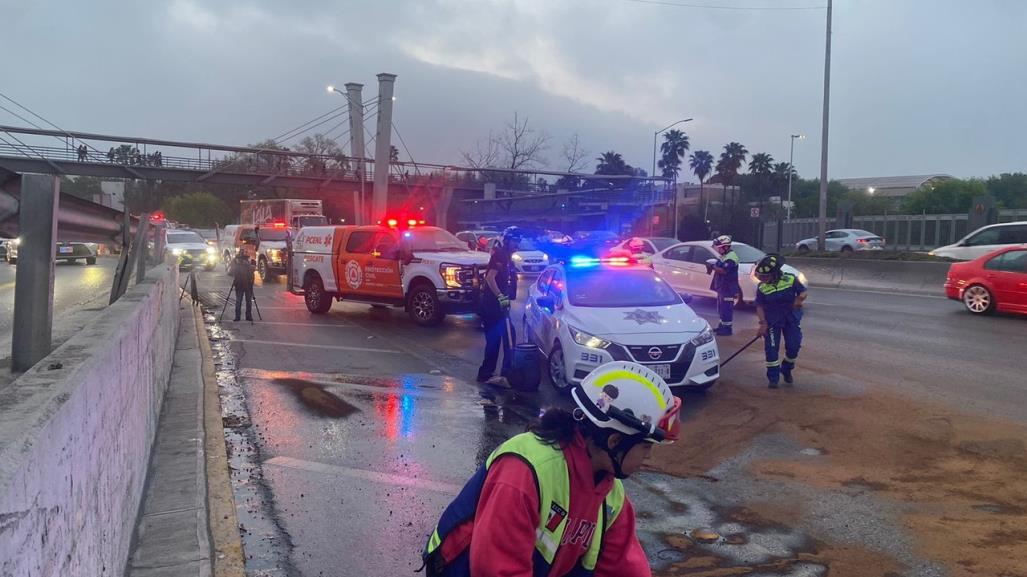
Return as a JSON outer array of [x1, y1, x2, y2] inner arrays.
[[408, 283, 444, 326], [841, 245, 854, 253], [962, 284, 994, 315], [86, 257, 96, 265], [223, 251, 232, 273], [258, 257, 270, 282], [797, 245, 810, 252], [547, 342, 572, 392], [303, 274, 333, 314]]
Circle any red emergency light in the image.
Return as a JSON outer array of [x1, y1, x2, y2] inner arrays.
[[379, 215, 426, 230], [150, 211, 165, 222], [272, 221, 287, 229]]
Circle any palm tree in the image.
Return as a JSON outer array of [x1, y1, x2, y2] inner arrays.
[[715, 142, 748, 225], [748, 152, 774, 202], [772, 162, 797, 198], [689, 150, 714, 221], [657, 129, 690, 180], [595, 151, 631, 176]]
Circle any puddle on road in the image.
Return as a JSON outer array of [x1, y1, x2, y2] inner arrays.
[[273, 378, 361, 418]]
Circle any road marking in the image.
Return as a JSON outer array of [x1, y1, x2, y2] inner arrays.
[[228, 338, 401, 354], [808, 286, 948, 300], [234, 320, 356, 328], [263, 456, 461, 496]]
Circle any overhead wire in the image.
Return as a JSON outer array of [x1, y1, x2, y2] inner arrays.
[[270, 104, 347, 143], [391, 121, 420, 176], [0, 89, 107, 156]]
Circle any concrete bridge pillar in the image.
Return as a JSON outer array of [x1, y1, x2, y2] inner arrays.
[[345, 82, 366, 225], [12, 174, 59, 372], [372, 73, 396, 221]]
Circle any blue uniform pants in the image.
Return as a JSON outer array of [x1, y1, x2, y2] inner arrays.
[[717, 294, 734, 328], [764, 321, 802, 383]]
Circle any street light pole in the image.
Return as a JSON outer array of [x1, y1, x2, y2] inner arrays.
[[816, 0, 833, 251], [651, 118, 693, 237], [787, 134, 804, 220]]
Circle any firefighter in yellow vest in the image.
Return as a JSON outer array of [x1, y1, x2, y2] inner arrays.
[[422, 361, 682, 577]]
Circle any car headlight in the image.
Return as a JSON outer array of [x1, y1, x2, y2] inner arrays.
[[268, 249, 282, 261], [206, 246, 216, 255], [440, 263, 465, 289], [542, 253, 549, 261], [569, 325, 611, 349], [512, 253, 523, 262], [12, 238, 20, 246], [171, 248, 183, 256], [797, 271, 809, 286], [690, 325, 714, 347]]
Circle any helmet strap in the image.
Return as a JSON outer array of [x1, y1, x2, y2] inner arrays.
[[601, 431, 647, 480]]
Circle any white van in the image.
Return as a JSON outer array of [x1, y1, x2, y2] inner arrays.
[[931, 221, 1027, 260]]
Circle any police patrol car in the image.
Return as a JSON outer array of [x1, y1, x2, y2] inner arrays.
[[524, 256, 720, 392], [289, 221, 490, 326]]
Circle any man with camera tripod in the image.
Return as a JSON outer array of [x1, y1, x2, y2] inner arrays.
[[228, 248, 256, 322]]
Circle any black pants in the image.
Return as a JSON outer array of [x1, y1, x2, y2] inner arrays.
[[477, 314, 513, 382], [234, 285, 253, 320]]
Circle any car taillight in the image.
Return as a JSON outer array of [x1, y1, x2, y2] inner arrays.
[[858, 238, 868, 243]]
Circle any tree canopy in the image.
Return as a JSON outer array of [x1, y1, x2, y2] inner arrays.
[[162, 191, 234, 228]]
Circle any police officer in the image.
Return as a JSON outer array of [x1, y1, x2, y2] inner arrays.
[[709, 235, 740, 336], [754, 254, 807, 389], [423, 361, 682, 577], [228, 248, 256, 322], [476, 227, 521, 385]]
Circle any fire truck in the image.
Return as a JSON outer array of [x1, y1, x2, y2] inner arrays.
[[288, 221, 490, 326]]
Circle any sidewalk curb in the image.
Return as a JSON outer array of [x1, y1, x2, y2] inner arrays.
[[194, 305, 247, 577]]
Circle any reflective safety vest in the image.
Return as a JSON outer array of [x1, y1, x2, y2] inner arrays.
[[710, 250, 741, 295], [423, 433, 626, 577], [756, 272, 803, 326]]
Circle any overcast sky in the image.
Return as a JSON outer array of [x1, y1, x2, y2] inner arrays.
[[2, 0, 1024, 180]]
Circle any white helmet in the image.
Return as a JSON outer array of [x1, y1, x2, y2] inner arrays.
[[713, 234, 733, 254], [571, 361, 681, 444]]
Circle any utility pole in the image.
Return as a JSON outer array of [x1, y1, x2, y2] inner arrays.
[[817, 0, 832, 251], [787, 134, 804, 219]]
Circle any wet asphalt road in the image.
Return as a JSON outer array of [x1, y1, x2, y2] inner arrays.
[[195, 270, 1027, 577], [0, 257, 118, 379]]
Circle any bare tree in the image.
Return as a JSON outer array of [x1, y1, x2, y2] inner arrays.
[[500, 112, 550, 170], [560, 133, 589, 173], [461, 130, 501, 169]]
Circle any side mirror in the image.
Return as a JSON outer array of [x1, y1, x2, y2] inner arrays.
[[536, 296, 555, 312]]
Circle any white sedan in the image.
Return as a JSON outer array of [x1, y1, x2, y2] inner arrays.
[[651, 241, 807, 304], [796, 229, 885, 252], [486, 236, 549, 274], [524, 258, 720, 392]]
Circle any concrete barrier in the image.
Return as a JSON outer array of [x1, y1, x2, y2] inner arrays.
[[788, 257, 951, 296], [0, 262, 179, 577]]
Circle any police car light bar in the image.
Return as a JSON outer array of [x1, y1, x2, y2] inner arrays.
[[568, 255, 633, 268]]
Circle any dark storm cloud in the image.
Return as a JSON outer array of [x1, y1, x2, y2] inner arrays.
[[1, 0, 1024, 178]]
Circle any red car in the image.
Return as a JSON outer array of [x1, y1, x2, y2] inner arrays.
[[945, 245, 1027, 315]]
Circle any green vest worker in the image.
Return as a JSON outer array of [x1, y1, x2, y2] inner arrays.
[[423, 361, 682, 577]]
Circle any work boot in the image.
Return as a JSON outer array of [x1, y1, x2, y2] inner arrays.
[[486, 375, 511, 389], [233, 316, 240, 322], [781, 367, 794, 384], [715, 325, 732, 336], [768, 380, 779, 389], [246, 316, 253, 322]]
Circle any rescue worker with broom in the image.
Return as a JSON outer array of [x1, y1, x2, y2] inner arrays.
[[754, 254, 807, 389], [476, 227, 521, 386], [708, 235, 741, 336]]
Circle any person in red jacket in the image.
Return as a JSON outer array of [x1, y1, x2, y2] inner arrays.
[[423, 361, 682, 577]]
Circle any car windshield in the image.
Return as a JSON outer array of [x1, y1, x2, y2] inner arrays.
[[651, 238, 678, 251], [408, 229, 468, 252], [566, 269, 681, 308], [258, 229, 289, 241], [167, 232, 206, 244], [516, 238, 540, 250], [731, 243, 766, 263]]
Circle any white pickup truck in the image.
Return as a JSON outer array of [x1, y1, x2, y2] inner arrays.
[[289, 225, 490, 326]]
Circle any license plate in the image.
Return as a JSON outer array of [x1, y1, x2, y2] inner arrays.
[[652, 364, 671, 380], [58, 246, 73, 254]]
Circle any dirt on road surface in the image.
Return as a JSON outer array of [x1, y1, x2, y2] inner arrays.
[[650, 376, 1027, 577]]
